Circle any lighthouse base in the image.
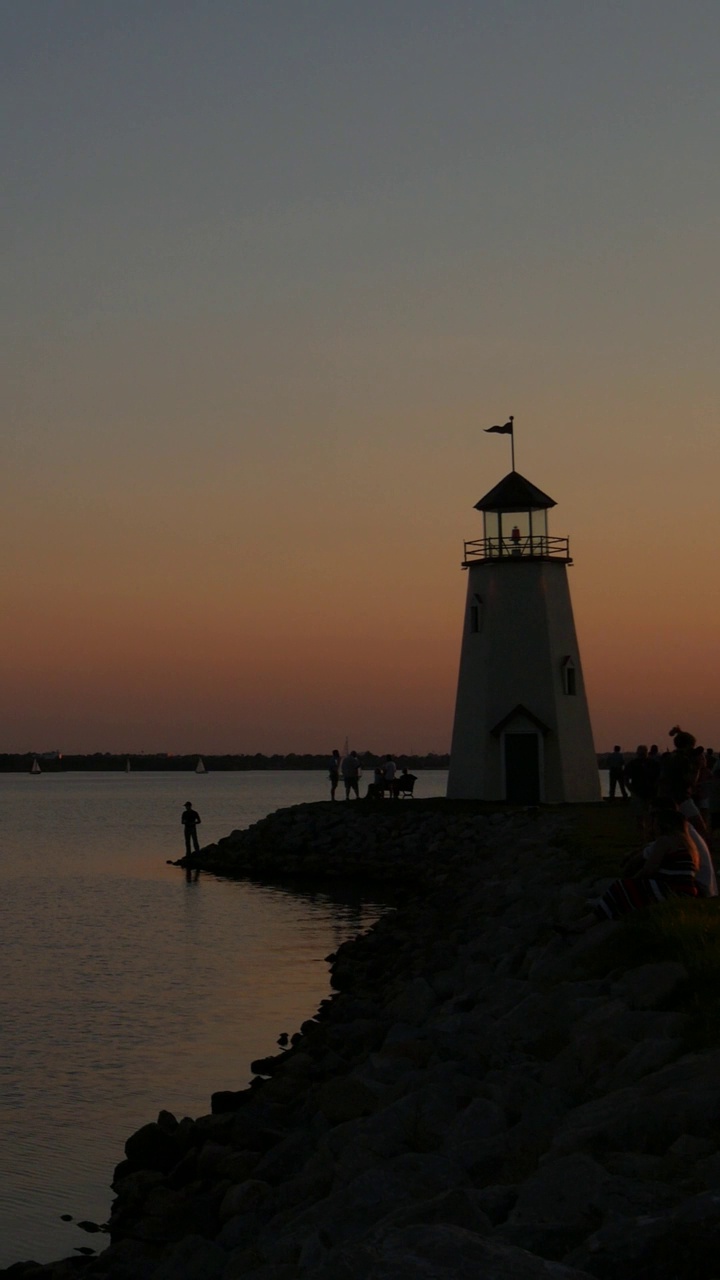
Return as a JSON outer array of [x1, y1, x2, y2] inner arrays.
[[446, 559, 600, 803]]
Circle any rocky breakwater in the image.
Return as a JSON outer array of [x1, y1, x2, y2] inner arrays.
[[9, 804, 720, 1280], [184, 800, 485, 888]]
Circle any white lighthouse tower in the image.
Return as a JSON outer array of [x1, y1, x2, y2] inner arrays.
[[447, 468, 599, 803]]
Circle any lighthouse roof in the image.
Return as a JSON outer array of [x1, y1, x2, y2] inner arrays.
[[474, 470, 556, 512]]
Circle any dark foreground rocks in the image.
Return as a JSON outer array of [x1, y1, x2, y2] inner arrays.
[[7, 803, 720, 1279], [180, 799, 499, 888]]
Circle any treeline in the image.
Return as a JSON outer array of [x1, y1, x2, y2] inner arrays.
[[0, 752, 451, 774]]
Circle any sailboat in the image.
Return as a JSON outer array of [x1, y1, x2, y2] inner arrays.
[[195, 757, 207, 774], [30, 758, 41, 775]]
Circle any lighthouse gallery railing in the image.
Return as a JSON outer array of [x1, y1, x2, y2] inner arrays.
[[462, 535, 571, 565]]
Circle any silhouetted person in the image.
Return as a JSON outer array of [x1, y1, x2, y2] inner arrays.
[[365, 765, 385, 800], [393, 768, 417, 797], [624, 745, 655, 830], [646, 744, 662, 794], [182, 801, 202, 856], [659, 726, 699, 803], [383, 754, 397, 795], [608, 746, 628, 799], [341, 751, 361, 799], [327, 749, 341, 800]]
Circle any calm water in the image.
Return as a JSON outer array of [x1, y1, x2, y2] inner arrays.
[[0, 769, 447, 1267]]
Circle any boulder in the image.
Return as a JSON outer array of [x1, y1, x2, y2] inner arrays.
[[151, 1234, 226, 1280], [123, 1121, 182, 1174], [219, 1179, 271, 1223], [312, 1076, 381, 1125], [509, 1153, 610, 1231], [314, 1223, 596, 1279], [613, 962, 689, 1010]]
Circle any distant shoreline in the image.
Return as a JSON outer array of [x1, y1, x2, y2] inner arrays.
[[0, 751, 451, 774], [0, 752, 619, 774]]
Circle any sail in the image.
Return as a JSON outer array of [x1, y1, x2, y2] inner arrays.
[[125, 759, 131, 773], [31, 758, 41, 774], [195, 757, 207, 774]]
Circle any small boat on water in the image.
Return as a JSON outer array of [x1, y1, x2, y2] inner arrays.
[[30, 758, 41, 775], [195, 757, 207, 774], [125, 759, 131, 773]]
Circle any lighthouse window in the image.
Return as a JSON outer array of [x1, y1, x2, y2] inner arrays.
[[470, 594, 483, 633], [562, 658, 577, 696]]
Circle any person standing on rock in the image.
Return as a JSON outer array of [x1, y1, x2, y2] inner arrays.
[[383, 754, 398, 797], [607, 746, 628, 800], [328, 749, 341, 800], [341, 751, 362, 799], [182, 801, 202, 856]]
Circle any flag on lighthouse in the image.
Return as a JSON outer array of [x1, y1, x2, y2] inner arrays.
[[484, 416, 514, 435]]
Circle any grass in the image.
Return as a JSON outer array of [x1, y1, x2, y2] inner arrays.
[[582, 899, 720, 1050], [557, 801, 641, 875], [551, 804, 720, 1049]]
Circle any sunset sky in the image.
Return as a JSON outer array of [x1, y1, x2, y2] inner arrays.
[[3, 1, 720, 756]]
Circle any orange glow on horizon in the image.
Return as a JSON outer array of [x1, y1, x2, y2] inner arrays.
[[5, 6, 720, 755]]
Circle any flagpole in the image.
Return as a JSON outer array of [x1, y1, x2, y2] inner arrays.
[[483, 414, 515, 468]]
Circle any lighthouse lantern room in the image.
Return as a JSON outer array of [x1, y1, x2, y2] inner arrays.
[[446, 469, 599, 804]]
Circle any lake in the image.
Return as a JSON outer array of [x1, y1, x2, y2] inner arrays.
[[0, 769, 451, 1267], [0, 765, 614, 1267]]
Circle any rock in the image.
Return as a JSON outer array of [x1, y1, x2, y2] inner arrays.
[[230, 1265, 301, 1280], [385, 977, 437, 1026], [508, 1153, 610, 1230], [667, 1133, 715, 1161], [124, 1121, 181, 1173], [253, 1129, 319, 1184], [219, 1179, 271, 1223], [314, 1223, 596, 1279], [211, 1088, 249, 1113], [24, 804, 720, 1280], [366, 1186, 493, 1235], [151, 1233, 226, 1279], [312, 1076, 380, 1125], [613, 961, 689, 1010], [217, 1149, 262, 1183], [444, 1096, 507, 1168], [597, 1036, 684, 1091], [196, 1141, 232, 1178]]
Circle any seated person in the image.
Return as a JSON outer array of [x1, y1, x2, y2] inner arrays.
[[558, 807, 700, 933], [640, 796, 717, 896], [366, 767, 385, 800], [393, 768, 417, 796]]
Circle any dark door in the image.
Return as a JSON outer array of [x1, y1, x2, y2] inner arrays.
[[504, 733, 540, 803]]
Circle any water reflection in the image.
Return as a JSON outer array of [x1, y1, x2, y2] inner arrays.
[[0, 771, 402, 1267]]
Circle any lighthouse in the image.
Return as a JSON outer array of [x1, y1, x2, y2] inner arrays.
[[446, 468, 599, 803]]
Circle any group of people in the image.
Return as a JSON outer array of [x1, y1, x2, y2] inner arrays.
[[561, 725, 719, 934], [179, 749, 418, 864], [608, 728, 720, 836], [327, 750, 416, 800]]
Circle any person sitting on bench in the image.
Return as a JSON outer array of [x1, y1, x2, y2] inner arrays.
[[393, 768, 417, 798]]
